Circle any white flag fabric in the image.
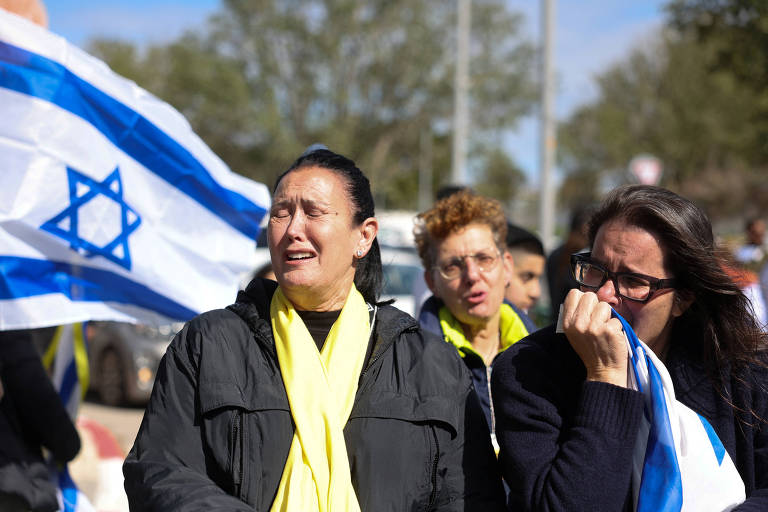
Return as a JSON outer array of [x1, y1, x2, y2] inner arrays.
[[0, 9, 270, 329], [614, 310, 746, 512]]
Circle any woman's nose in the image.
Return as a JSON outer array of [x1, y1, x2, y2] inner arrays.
[[530, 281, 541, 300], [463, 257, 481, 281], [596, 277, 620, 305], [285, 211, 306, 239]]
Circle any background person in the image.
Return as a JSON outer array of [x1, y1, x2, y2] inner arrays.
[[492, 185, 768, 511], [545, 205, 593, 322], [124, 149, 505, 511], [734, 216, 766, 269], [723, 254, 768, 329], [505, 222, 545, 325], [0, 329, 81, 512], [415, 190, 533, 452], [410, 184, 476, 318]]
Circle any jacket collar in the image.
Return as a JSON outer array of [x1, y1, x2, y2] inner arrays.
[[229, 278, 419, 371]]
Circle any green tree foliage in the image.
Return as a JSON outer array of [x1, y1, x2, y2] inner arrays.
[[557, 21, 766, 219], [667, 0, 768, 164], [667, 0, 768, 92], [474, 146, 526, 208], [88, 0, 536, 209]]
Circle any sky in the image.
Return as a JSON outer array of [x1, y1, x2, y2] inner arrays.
[[46, 0, 669, 186]]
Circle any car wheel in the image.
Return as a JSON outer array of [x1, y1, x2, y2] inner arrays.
[[99, 348, 126, 406]]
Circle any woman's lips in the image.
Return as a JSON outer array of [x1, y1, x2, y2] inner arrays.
[[284, 251, 316, 265], [465, 290, 487, 305]]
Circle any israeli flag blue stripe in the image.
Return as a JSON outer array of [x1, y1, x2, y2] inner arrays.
[[629, 334, 645, 394], [58, 465, 80, 512], [0, 39, 265, 240], [698, 414, 727, 465], [612, 310, 683, 512], [0, 256, 197, 321], [638, 360, 683, 512]]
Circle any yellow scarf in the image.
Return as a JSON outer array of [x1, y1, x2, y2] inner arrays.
[[438, 302, 528, 364], [269, 285, 370, 512]]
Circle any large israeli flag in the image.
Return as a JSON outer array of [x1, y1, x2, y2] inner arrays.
[[0, 9, 270, 329]]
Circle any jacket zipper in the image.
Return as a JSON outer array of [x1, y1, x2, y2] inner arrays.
[[239, 411, 247, 502], [359, 325, 418, 383], [427, 424, 440, 510], [486, 365, 500, 453], [231, 410, 245, 500]]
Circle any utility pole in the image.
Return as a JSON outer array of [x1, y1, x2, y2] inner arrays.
[[418, 128, 433, 211], [451, 0, 470, 185], [538, 0, 556, 250]]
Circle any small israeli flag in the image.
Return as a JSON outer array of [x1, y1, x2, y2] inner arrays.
[[615, 310, 746, 512], [0, 9, 270, 329], [44, 323, 96, 512]]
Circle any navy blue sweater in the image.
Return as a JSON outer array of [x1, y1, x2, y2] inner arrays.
[[492, 325, 768, 512]]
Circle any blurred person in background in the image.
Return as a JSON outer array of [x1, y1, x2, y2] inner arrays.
[[723, 254, 768, 329], [505, 222, 545, 327], [733, 217, 768, 331], [0, 329, 81, 512], [545, 205, 593, 322], [493, 185, 768, 511], [124, 149, 505, 511], [415, 190, 533, 453], [734, 217, 766, 269]]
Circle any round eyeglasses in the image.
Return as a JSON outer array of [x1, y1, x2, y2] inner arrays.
[[433, 250, 501, 280], [570, 252, 677, 303]]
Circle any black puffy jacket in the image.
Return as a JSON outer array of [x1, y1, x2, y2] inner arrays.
[[124, 278, 506, 511]]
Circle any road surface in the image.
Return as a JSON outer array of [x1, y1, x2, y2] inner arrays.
[[69, 399, 144, 507]]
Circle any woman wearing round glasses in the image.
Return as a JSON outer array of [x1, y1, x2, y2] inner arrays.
[[492, 185, 768, 510], [414, 190, 534, 452]]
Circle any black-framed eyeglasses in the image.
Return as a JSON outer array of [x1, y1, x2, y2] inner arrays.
[[570, 252, 677, 303], [432, 249, 501, 280]]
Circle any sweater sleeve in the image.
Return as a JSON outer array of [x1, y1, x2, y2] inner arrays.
[[491, 330, 644, 512], [731, 363, 768, 511], [123, 320, 253, 511]]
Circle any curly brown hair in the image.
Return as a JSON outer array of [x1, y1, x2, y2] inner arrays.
[[414, 190, 508, 270]]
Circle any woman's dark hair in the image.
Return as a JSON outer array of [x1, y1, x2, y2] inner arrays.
[[588, 185, 767, 371], [273, 149, 382, 304]]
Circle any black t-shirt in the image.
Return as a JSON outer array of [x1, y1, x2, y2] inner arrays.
[[296, 309, 341, 351]]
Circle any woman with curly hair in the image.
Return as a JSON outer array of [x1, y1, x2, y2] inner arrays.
[[414, 190, 534, 452]]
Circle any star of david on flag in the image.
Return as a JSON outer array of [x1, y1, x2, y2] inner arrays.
[[0, 9, 271, 330], [41, 167, 141, 270]]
